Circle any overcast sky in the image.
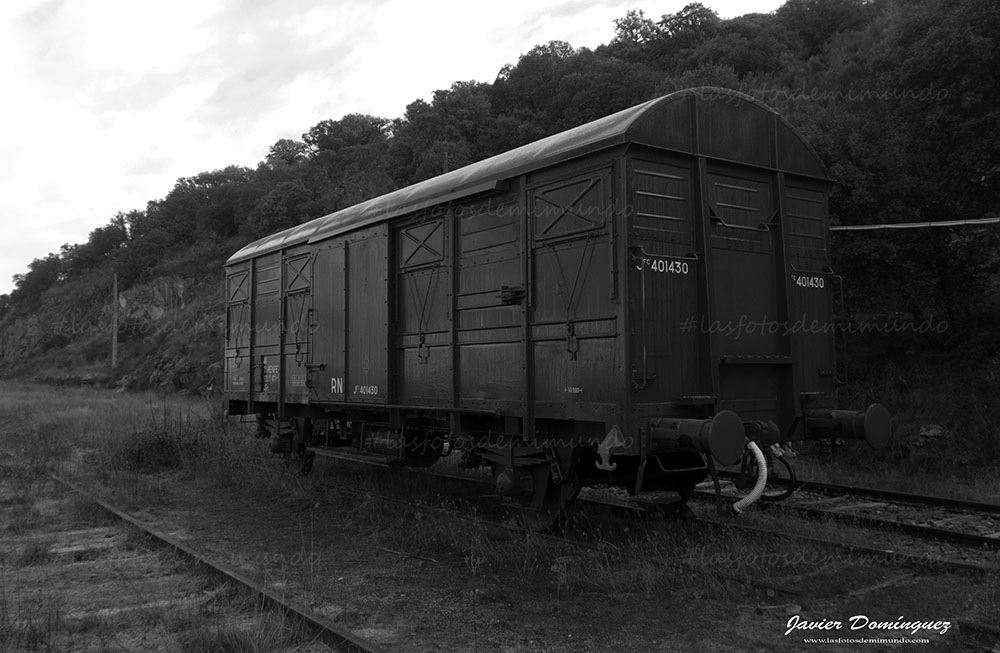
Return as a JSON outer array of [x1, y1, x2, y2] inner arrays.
[[0, 0, 785, 297]]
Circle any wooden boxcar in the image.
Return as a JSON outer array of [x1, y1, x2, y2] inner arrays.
[[224, 87, 890, 528]]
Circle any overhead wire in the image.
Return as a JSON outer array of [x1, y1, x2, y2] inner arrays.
[[830, 217, 1000, 231]]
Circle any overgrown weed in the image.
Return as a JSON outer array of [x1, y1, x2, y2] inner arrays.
[[843, 355, 1000, 468], [176, 612, 298, 653], [10, 540, 54, 567], [172, 584, 305, 653], [0, 584, 66, 652], [3, 499, 45, 535]]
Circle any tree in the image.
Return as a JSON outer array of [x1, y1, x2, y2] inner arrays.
[[660, 2, 721, 40], [613, 8, 659, 45], [493, 41, 578, 129], [303, 114, 391, 154], [814, 0, 1000, 340], [548, 50, 661, 130], [244, 181, 315, 238], [90, 215, 128, 256], [58, 214, 128, 279], [264, 138, 309, 167], [9, 253, 62, 311], [881, 0, 1000, 209], [690, 14, 799, 77], [607, 9, 661, 62], [111, 225, 173, 289], [390, 81, 503, 184], [775, 0, 873, 58], [160, 166, 257, 240]]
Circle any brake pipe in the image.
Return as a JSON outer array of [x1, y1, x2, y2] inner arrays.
[[733, 441, 768, 514]]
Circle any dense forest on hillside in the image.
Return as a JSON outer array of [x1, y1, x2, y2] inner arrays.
[[1, 0, 998, 408]]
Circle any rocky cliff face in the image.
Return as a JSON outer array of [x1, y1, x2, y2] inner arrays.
[[0, 275, 224, 393]]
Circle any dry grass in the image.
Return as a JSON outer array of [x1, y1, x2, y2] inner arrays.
[[841, 355, 1000, 470], [786, 444, 1000, 504], [0, 379, 949, 600], [0, 380, 993, 651], [0, 585, 65, 652], [0, 383, 317, 652]]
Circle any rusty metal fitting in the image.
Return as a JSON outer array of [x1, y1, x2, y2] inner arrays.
[[805, 403, 892, 450], [647, 410, 745, 465]]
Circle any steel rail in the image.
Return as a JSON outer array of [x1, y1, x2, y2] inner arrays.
[[307, 449, 999, 595], [313, 447, 1000, 561], [316, 446, 1000, 554], [277, 447, 1000, 608], [49, 472, 384, 653], [697, 489, 1000, 551], [716, 470, 1000, 515], [776, 501, 1000, 550], [694, 516, 1000, 577], [307, 448, 810, 596]]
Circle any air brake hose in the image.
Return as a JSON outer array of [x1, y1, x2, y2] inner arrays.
[[732, 441, 768, 514]]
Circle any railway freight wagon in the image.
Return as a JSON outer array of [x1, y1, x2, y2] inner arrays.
[[224, 87, 890, 529]]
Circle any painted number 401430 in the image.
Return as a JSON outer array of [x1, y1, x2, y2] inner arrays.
[[641, 257, 690, 274], [792, 274, 825, 289]]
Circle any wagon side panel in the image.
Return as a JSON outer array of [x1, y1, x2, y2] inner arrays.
[[625, 154, 704, 410], [528, 167, 621, 421], [224, 261, 252, 405], [345, 226, 390, 404], [310, 241, 346, 403], [704, 162, 791, 426], [455, 197, 524, 412], [251, 252, 282, 405], [281, 246, 313, 406], [783, 178, 836, 402], [395, 215, 452, 406]]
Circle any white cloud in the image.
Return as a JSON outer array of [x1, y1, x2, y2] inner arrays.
[[0, 0, 785, 295]]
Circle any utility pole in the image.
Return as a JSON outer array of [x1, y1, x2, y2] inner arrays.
[[112, 272, 118, 370]]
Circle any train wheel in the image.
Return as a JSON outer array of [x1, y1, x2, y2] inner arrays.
[[515, 468, 580, 531], [636, 487, 695, 517], [402, 430, 444, 468], [492, 452, 580, 531]]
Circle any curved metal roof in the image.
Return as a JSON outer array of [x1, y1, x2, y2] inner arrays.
[[228, 87, 827, 265]]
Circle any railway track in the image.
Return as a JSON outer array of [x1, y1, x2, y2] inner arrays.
[[307, 448, 816, 600], [308, 446, 1000, 580], [700, 474, 1000, 552], [0, 452, 382, 653], [697, 513, 999, 577], [355, 449, 1000, 574], [51, 473, 384, 653], [745, 475, 1000, 515], [306, 448, 1000, 649], [715, 469, 1000, 516], [3, 440, 997, 650]]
